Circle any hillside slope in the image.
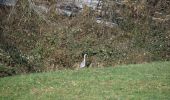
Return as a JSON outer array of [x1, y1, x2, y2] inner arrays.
[[0, 61, 170, 100], [1, 0, 170, 76]]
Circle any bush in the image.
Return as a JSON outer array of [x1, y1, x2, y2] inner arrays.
[[0, 0, 169, 77]]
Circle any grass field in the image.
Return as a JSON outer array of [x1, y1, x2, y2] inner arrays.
[[0, 61, 170, 100]]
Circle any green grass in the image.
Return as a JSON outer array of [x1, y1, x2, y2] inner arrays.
[[0, 62, 170, 100]]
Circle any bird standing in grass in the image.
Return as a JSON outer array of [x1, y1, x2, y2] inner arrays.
[[80, 54, 87, 68]]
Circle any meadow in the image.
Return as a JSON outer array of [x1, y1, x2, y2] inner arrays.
[[0, 61, 170, 100]]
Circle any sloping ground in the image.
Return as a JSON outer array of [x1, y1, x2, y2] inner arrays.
[[0, 61, 170, 100], [0, 0, 169, 77]]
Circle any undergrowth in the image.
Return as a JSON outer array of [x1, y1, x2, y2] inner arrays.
[[0, 0, 169, 76]]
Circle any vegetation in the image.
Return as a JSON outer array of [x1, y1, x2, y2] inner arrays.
[[0, 0, 170, 76], [0, 61, 170, 99]]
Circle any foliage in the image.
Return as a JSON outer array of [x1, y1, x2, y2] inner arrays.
[[0, 0, 169, 76]]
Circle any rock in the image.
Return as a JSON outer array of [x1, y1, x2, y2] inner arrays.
[[96, 17, 118, 28], [0, 0, 17, 6]]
